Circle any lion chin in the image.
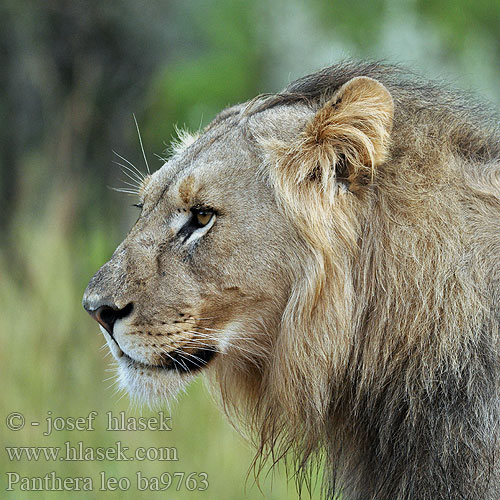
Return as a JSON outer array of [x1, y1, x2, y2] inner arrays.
[[116, 360, 190, 408], [99, 325, 199, 407]]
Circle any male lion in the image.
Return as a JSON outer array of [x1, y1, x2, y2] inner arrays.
[[83, 61, 500, 500]]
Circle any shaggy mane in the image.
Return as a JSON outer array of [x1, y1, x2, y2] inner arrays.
[[248, 61, 500, 163], [213, 62, 500, 499]]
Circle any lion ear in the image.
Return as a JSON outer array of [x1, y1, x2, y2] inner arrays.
[[287, 76, 394, 191]]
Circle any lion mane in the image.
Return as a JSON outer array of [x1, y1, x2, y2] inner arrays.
[[212, 62, 500, 500]]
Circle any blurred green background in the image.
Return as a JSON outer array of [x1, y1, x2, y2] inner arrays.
[[1, 1, 499, 499]]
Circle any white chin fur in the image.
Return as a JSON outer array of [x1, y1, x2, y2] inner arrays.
[[98, 325, 192, 407], [116, 360, 190, 409]]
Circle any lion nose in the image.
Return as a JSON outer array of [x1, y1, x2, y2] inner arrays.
[[84, 302, 133, 334]]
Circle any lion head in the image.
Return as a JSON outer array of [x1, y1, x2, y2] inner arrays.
[[83, 62, 500, 500]]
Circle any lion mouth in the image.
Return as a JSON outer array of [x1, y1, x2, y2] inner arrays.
[[98, 324, 218, 374], [121, 346, 218, 374]]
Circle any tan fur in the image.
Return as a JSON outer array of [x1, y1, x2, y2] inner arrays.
[[178, 175, 195, 204], [247, 78, 395, 453], [84, 62, 500, 500]]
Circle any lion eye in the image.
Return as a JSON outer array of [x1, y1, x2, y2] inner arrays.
[[178, 207, 216, 244], [195, 211, 213, 227]]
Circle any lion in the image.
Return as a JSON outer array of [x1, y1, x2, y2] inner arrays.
[[83, 61, 500, 500]]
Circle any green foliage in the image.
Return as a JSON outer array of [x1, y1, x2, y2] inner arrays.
[[145, 0, 264, 147], [309, 0, 387, 48], [415, 0, 500, 49], [147, 51, 259, 148]]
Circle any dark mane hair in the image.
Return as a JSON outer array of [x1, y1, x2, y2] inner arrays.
[[247, 60, 500, 163]]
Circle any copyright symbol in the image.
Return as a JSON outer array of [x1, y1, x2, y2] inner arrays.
[[6, 412, 25, 431]]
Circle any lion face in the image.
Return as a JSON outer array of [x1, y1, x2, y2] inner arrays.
[[83, 110, 307, 403], [83, 75, 394, 406]]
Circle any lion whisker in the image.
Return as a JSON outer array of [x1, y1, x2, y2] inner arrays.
[[177, 351, 205, 369], [154, 152, 168, 163], [118, 178, 142, 191], [114, 389, 129, 404], [112, 149, 146, 180], [133, 114, 151, 175], [182, 335, 260, 357], [112, 159, 144, 187], [109, 187, 139, 196], [103, 372, 119, 382], [195, 326, 266, 337], [186, 330, 258, 342]]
